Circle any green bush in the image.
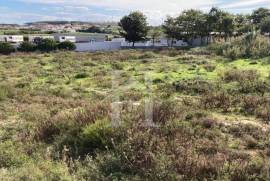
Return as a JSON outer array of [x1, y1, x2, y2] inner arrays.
[[58, 41, 76, 51], [0, 42, 15, 55], [75, 72, 88, 79], [0, 84, 14, 101], [81, 119, 114, 153], [17, 42, 37, 52], [208, 35, 270, 59], [0, 141, 29, 168], [221, 69, 260, 83], [0, 161, 73, 180], [37, 38, 57, 52]]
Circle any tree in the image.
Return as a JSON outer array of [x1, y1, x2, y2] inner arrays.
[[163, 16, 182, 46], [251, 8, 270, 25], [235, 14, 252, 35], [207, 7, 235, 41], [0, 42, 15, 55], [58, 41, 76, 51], [220, 14, 235, 41], [37, 39, 57, 52], [148, 27, 162, 46], [119, 11, 149, 47], [260, 17, 270, 35], [176, 9, 208, 44], [18, 42, 37, 52], [207, 7, 223, 32]]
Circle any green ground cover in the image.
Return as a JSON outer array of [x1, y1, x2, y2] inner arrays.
[[0, 49, 270, 180]]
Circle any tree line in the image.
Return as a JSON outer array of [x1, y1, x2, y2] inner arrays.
[[119, 7, 270, 46], [0, 39, 76, 55]]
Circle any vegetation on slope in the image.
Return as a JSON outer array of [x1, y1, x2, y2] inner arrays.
[[0, 49, 270, 180]]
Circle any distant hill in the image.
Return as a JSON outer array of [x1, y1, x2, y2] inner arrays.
[[26, 21, 118, 26]]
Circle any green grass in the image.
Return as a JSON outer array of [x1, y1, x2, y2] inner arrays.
[[0, 50, 270, 180]]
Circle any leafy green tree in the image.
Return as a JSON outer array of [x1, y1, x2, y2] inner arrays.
[[220, 14, 235, 41], [119, 11, 149, 47], [17, 42, 37, 52], [207, 7, 235, 41], [163, 16, 182, 46], [235, 14, 252, 34], [207, 7, 223, 32], [37, 39, 57, 52], [176, 9, 208, 43], [0, 42, 15, 55], [260, 17, 270, 35], [251, 8, 270, 25], [58, 41, 76, 51], [148, 27, 162, 46]]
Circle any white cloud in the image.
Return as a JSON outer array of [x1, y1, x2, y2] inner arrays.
[[18, 0, 220, 24], [19, 0, 219, 12], [221, 0, 270, 9], [9, 0, 270, 24]]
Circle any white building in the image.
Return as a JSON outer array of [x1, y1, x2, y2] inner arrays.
[[28, 35, 54, 42], [0, 35, 6, 42], [0, 35, 24, 43], [55, 35, 76, 43]]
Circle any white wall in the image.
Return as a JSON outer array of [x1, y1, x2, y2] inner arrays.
[[112, 38, 126, 42], [3, 35, 24, 43], [75, 42, 121, 52], [28, 35, 55, 42], [121, 39, 188, 47], [0, 35, 5, 42], [55, 36, 76, 43]]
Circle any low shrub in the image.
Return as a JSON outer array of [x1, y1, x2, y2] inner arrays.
[[37, 38, 57, 52], [0, 141, 29, 168], [208, 35, 270, 59], [221, 69, 259, 83], [139, 51, 156, 59], [244, 135, 258, 149], [0, 84, 14, 101], [75, 72, 88, 79], [80, 119, 115, 154], [173, 79, 216, 95], [58, 41, 76, 51], [111, 62, 124, 70], [201, 91, 233, 112], [17, 42, 37, 52], [0, 42, 15, 55], [203, 64, 216, 72]]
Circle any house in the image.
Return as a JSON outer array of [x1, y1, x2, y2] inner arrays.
[[28, 35, 54, 43], [54, 35, 76, 43], [0, 35, 6, 42], [1, 35, 24, 43]]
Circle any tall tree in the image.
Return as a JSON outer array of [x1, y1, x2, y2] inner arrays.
[[220, 14, 235, 41], [163, 16, 182, 46], [260, 17, 270, 35], [235, 14, 252, 35], [207, 7, 223, 32], [207, 7, 235, 41], [148, 27, 162, 46], [175, 9, 208, 45], [119, 11, 149, 47], [251, 8, 270, 26]]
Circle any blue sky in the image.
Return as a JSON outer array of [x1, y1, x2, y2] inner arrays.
[[0, 0, 269, 25]]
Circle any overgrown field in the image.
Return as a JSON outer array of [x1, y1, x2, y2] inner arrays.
[[1, 49, 270, 180]]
